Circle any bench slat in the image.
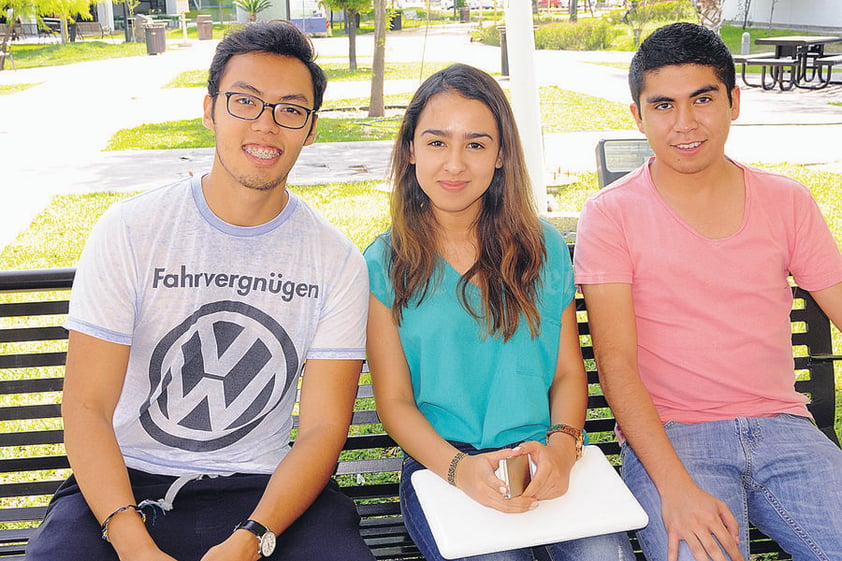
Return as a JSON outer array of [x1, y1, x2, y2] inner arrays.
[[0, 404, 61, 422]]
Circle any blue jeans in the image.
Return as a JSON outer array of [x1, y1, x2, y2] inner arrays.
[[621, 414, 842, 561], [401, 442, 635, 561]]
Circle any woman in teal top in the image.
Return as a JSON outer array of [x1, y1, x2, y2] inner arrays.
[[364, 64, 633, 561]]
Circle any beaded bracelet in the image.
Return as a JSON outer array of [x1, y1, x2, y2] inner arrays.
[[447, 451, 467, 486], [101, 504, 147, 543]]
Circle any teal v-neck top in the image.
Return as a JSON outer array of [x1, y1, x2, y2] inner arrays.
[[364, 221, 575, 449]]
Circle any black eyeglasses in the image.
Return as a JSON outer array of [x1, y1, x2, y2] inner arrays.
[[218, 92, 317, 130]]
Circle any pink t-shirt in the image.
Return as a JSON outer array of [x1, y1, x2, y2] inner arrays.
[[574, 160, 842, 424]]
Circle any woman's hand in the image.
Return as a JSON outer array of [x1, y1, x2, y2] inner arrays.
[[452, 448, 538, 513], [518, 440, 577, 501]]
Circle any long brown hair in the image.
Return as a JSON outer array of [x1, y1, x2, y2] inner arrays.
[[387, 63, 545, 341]]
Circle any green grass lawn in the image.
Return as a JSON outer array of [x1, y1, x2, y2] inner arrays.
[[0, 82, 41, 94], [5, 40, 147, 69], [106, 87, 635, 149], [163, 61, 460, 89]]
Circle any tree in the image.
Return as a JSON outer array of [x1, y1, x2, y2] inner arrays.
[[35, 0, 95, 43], [736, 0, 753, 29], [321, 0, 371, 71], [693, 0, 724, 33], [368, 0, 386, 117], [233, 0, 272, 22], [2, 0, 36, 70]]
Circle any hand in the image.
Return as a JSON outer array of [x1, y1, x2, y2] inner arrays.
[[453, 449, 538, 513], [118, 543, 178, 561], [660, 480, 744, 561], [518, 440, 576, 501], [199, 530, 261, 561]]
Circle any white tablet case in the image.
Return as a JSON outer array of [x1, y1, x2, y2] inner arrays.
[[410, 445, 648, 559]]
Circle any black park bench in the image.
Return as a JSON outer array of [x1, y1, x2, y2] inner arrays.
[[0, 265, 839, 560]]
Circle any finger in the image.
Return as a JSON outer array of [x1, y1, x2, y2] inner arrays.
[[719, 505, 742, 545], [712, 520, 744, 561], [696, 531, 733, 561], [667, 533, 679, 561]]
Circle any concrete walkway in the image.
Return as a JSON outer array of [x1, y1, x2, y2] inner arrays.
[[1, 23, 841, 250]]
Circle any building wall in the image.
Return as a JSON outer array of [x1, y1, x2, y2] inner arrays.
[[723, 0, 842, 32]]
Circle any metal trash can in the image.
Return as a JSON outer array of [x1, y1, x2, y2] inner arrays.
[[145, 23, 167, 55], [459, 6, 470, 22], [197, 15, 213, 40]]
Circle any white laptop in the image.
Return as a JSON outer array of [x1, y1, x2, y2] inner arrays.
[[411, 445, 648, 559]]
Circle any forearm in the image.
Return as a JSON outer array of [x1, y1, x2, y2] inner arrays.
[[599, 365, 694, 492], [62, 331, 160, 559], [379, 397, 459, 479], [248, 424, 347, 536], [64, 405, 159, 558]]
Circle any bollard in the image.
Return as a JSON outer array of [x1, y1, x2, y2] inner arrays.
[[741, 32, 751, 55], [498, 26, 508, 77]]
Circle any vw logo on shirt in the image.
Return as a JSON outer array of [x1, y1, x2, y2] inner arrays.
[[140, 300, 299, 451]]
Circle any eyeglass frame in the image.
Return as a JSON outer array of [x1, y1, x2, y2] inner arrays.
[[216, 91, 318, 130]]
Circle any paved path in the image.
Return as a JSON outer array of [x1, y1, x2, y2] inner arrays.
[[1, 23, 841, 250]]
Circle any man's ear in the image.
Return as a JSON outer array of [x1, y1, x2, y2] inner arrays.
[[202, 95, 215, 131], [630, 102, 645, 134], [730, 85, 741, 122], [304, 114, 318, 146]]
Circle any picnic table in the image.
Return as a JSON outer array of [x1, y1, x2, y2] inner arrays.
[[745, 35, 842, 90]]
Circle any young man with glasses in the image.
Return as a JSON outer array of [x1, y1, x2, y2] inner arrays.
[[26, 22, 374, 561], [575, 22, 842, 561]]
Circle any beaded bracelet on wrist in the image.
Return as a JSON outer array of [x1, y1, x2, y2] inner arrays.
[[447, 451, 467, 486], [101, 504, 147, 543]]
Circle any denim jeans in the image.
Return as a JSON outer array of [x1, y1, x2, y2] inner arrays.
[[621, 414, 842, 561], [400, 442, 635, 561]]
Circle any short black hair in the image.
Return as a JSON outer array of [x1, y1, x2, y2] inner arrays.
[[629, 22, 735, 109], [208, 21, 327, 111]]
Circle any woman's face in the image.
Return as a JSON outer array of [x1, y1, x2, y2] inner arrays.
[[410, 91, 503, 225]]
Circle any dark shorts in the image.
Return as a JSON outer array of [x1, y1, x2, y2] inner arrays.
[[25, 468, 374, 561]]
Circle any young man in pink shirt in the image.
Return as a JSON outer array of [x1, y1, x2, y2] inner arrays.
[[575, 22, 842, 561]]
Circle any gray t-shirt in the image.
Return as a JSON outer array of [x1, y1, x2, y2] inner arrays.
[[67, 176, 368, 476]]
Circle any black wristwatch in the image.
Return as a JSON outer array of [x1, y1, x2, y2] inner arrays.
[[235, 519, 276, 557]]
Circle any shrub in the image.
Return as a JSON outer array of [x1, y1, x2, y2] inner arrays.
[[534, 19, 620, 51]]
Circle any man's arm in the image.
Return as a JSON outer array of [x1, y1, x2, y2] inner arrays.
[[201, 357, 362, 561], [581, 283, 743, 561], [809, 281, 842, 332], [62, 331, 176, 561]]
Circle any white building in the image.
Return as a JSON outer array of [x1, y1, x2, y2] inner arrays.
[[723, 0, 842, 33]]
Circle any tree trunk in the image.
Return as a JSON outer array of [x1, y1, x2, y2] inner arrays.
[[569, 0, 578, 22], [368, 0, 386, 118], [60, 11, 69, 44], [347, 8, 357, 71], [1, 23, 13, 71]]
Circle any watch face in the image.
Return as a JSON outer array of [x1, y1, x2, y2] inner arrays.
[[260, 531, 276, 557]]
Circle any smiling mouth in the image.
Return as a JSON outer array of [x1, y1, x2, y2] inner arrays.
[[675, 141, 702, 150], [243, 145, 281, 160], [440, 181, 468, 191]]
